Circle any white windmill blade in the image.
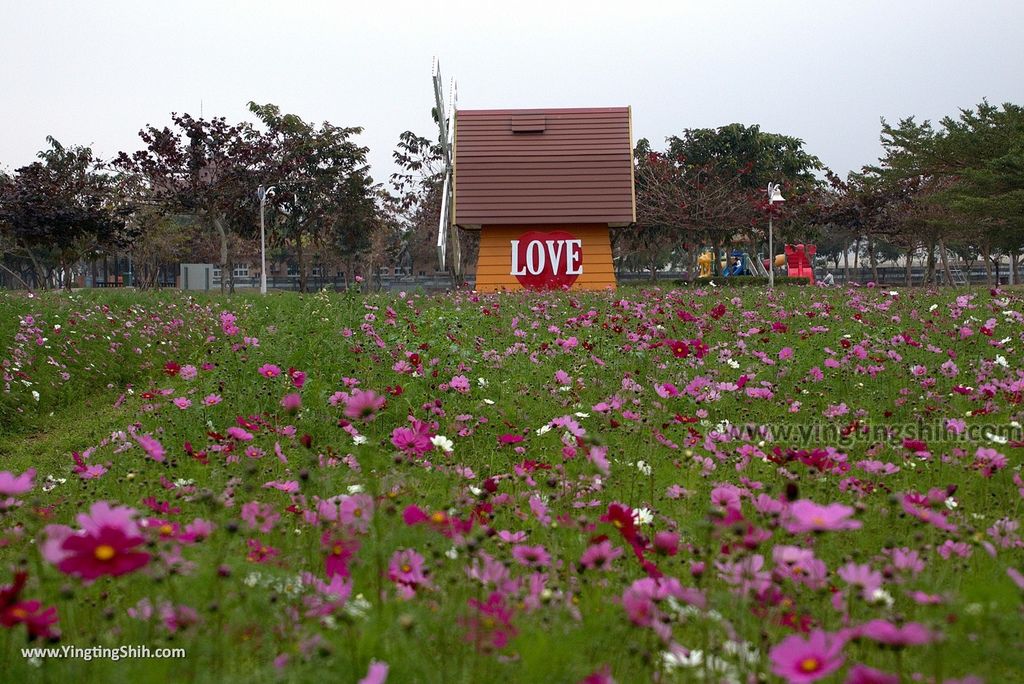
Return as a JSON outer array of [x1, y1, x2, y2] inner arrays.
[[437, 170, 451, 269]]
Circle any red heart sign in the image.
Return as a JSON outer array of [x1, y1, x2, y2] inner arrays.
[[510, 230, 583, 290]]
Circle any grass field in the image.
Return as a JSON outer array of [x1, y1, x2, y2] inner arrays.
[[1, 284, 1022, 683]]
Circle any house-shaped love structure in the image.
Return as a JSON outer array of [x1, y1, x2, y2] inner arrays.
[[453, 107, 635, 292]]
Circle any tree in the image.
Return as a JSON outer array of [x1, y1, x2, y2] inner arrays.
[[877, 101, 1024, 284], [248, 102, 378, 292], [0, 137, 130, 289], [631, 125, 823, 278], [115, 114, 268, 293]]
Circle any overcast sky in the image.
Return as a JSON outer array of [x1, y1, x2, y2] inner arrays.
[[3, 0, 1022, 187]]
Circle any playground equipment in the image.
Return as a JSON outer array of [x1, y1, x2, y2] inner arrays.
[[784, 243, 817, 283], [698, 250, 769, 278], [697, 251, 713, 278], [723, 250, 769, 277]]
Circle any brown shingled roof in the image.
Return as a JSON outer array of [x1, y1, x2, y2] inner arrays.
[[453, 107, 636, 228]]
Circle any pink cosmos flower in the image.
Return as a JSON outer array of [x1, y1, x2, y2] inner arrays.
[[0, 468, 35, 495], [203, 394, 222, 406], [845, 664, 899, 684], [511, 544, 551, 568], [449, 375, 471, 393], [240, 502, 280, 533], [179, 365, 198, 381], [343, 389, 386, 421], [462, 592, 517, 650], [133, 433, 166, 462], [172, 397, 192, 410], [0, 571, 60, 640], [769, 630, 846, 683], [388, 549, 429, 595], [226, 427, 254, 441], [45, 501, 150, 580], [322, 534, 360, 578], [280, 393, 302, 414], [783, 500, 862, 534], [246, 538, 279, 563], [391, 419, 434, 457], [837, 562, 883, 601], [857, 619, 935, 646], [580, 540, 624, 570], [358, 660, 389, 684], [338, 494, 374, 533], [258, 364, 281, 378]]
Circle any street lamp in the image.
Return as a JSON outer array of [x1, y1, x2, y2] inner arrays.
[[767, 182, 785, 289], [257, 185, 275, 295]]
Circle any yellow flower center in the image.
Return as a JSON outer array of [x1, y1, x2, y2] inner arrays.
[[353, 508, 362, 518], [94, 544, 116, 561], [333, 544, 344, 555], [481, 616, 496, 629], [799, 657, 820, 673], [401, 564, 412, 573], [430, 512, 446, 524], [812, 516, 826, 526], [159, 524, 174, 535], [11, 607, 29, 619]]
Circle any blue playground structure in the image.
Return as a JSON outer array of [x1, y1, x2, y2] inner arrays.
[[722, 250, 769, 277]]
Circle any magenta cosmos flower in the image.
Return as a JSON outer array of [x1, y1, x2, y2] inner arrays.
[[43, 501, 150, 580], [258, 363, 281, 378], [769, 630, 846, 683], [343, 389, 386, 421], [857, 619, 935, 646], [783, 500, 862, 534], [0, 468, 35, 495], [388, 549, 429, 594], [580, 540, 624, 570]]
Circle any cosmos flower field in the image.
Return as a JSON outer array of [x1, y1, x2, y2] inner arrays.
[[1, 284, 1022, 683]]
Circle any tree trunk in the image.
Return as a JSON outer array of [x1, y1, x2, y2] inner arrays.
[[0, 262, 31, 290], [1011, 250, 1018, 286], [296, 234, 307, 293], [19, 240, 46, 290], [868, 239, 879, 283], [924, 237, 936, 286], [843, 244, 850, 283], [939, 240, 954, 287], [904, 246, 914, 286], [214, 216, 228, 294], [981, 242, 993, 285]]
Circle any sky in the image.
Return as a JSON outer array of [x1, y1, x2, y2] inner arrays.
[[2, 0, 1023, 188]]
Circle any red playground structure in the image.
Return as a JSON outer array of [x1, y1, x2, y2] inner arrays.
[[784, 244, 816, 284]]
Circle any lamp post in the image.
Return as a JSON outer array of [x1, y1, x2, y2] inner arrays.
[[767, 182, 785, 289], [257, 185, 275, 295]]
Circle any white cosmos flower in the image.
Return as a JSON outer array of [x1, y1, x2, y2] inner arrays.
[[726, 358, 740, 369], [633, 507, 654, 525], [637, 460, 652, 476], [929, 304, 939, 312], [536, 424, 552, 436], [477, 377, 488, 387], [352, 434, 367, 446], [347, 484, 364, 494], [483, 398, 495, 405], [994, 355, 1008, 367], [430, 435, 454, 452], [574, 412, 590, 418], [31, 391, 40, 402], [987, 432, 1008, 445]]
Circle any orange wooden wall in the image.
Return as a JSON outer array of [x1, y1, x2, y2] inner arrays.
[[474, 224, 617, 292]]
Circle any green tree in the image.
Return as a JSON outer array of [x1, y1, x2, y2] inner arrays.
[[248, 102, 377, 292], [0, 138, 131, 289]]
